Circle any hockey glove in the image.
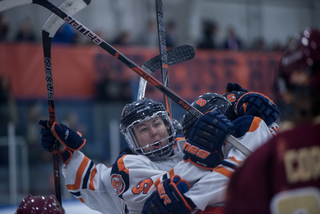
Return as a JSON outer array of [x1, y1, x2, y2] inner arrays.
[[225, 82, 248, 93], [183, 110, 235, 169], [236, 92, 279, 126], [39, 120, 86, 164], [142, 175, 196, 214]]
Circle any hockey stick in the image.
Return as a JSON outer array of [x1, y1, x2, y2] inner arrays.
[[137, 44, 195, 100], [155, 0, 172, 119], [0, 0, 251, 156], [41, 0, 91, 204]]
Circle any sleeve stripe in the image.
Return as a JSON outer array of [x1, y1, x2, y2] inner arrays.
[[213, 166, 234, 178], [69, 191, 84, 203], [117, 155, 127, 172], [175, 137, 185, 142], [66, 156, 89, 191], [70, 191, 81, 197], [219, 160, 237, 169], [154, 178, 161, 187], [249, 117, 262, 132], [169, 168, 175, 178], [82, 161, 94, 189], [229, 156, 242, 164], [89, 167, 97, 191]]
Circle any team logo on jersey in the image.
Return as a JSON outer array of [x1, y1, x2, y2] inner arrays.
[[226, 93, 236, 102], [111, 174, 125, 195]]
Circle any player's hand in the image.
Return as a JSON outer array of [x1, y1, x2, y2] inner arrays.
[[183, 110, 235, 169], [236, 92, 279, 126], [39, 120, 86, 164], [225, 82, 248, 93], [142, 175, 195, 214]]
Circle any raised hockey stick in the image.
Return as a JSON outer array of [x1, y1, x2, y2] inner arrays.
[[155, 0, 172, 119], [41, 0, 91, 204], [137, 44, 195, 100], [0, 0, 251, 156]]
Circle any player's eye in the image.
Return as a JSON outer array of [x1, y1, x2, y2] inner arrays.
[[154, 122, 161, 127], [139, 127, 148, 133]]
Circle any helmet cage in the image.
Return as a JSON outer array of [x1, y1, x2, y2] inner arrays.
[[121, 111, 175, 161]]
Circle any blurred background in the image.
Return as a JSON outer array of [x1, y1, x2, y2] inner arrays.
[[0, 0, 319, 211]]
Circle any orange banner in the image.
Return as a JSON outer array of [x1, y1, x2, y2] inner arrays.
[[0, 43, 281, 102]]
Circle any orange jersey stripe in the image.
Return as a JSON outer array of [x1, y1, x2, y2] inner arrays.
[[248, 117, 262, 133], [66, 156, 89, 191], [213, 166, 233, 178], [117, 155, 127, 172], [169, 168, 175, 178], [229, 156, 242, 164], [89, 166, 97, 191], [154, 178, 161, 188]]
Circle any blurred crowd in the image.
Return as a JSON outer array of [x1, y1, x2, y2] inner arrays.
[[1, 13, 290, 52]]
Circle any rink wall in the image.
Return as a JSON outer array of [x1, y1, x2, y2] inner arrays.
[[0, 43, 281, 102]]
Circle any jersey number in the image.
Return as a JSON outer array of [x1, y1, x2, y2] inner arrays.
[[270, 187, 320, 214], [132, 178, 153, 195]]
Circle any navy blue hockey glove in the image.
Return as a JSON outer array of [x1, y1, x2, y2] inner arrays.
[[236, 92, 279, 126], [183, 110, 235, 169], [39, 120, 86, 164], [142, 175, 196, 214], [225, 82, 248, 93]]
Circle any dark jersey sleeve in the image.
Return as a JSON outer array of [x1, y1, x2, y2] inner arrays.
[[225, 123, 320, 214]]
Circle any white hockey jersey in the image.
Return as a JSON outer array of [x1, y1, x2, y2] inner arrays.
[[61, 115, 279, 214]]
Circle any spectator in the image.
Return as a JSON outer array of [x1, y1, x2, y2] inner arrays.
[[14, 17, 37, 42], [62, 111, 87, 137], [252, 37, 266, 51], [165, 20, 178, 48], [271, 40, 283, 52], [0, 13, 9, 41], [223, 26, 242, 51], [139, 20, 158, 47], [113, 31, 133, 46], [0, 75, 18, 137], [95, 64, 132, 103], [52, 22, 77, 44], [25, 102, 48, 163], [197, 19, 218, 49], [0, 75, 18, 165]]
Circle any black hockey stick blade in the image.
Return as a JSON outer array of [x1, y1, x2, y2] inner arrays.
[[142, 45, 195, 74], [137, 45, 195, 100]]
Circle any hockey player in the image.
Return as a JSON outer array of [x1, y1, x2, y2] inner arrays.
[[15, 194, 65, 214], [110, 98, 234, 213], [39, 97, 235, 213], [39, 121, 125, 213], [224, 27, 320, 214], [142, 88, 280, 213]]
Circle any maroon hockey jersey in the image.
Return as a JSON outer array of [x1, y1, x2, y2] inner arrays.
[[225, 122, 320, 214]]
